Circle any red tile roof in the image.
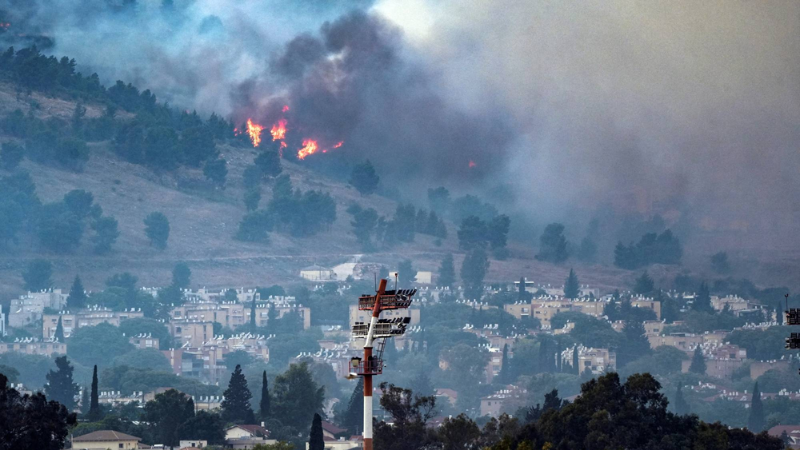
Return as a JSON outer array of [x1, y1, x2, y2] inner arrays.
[[73, 430, 141, 442]]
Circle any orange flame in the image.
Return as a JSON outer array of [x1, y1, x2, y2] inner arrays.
[[246, 119, 264, 147], [468, 160, 476, 168], [270, 119, 287, 141], [297, 139, 319, 160], [282, 105, 290, 112], [333, 141, 344, 149]]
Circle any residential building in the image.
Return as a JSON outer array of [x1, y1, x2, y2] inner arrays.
[[226, 424, 272, 449], [768, 425, 800, 449], [0, 310, 5, 336], [180, 440, 208, 449], [480, 385, 528, 418], [300, 265, 337, 281], [751, 360, 790, 379], [647, 332, 704, 351], [631, 297, 662, 320], [680, 343, 747, 379], [8, 289, 68, 328], [71, 430, 140, 450], [710, 295, 751, 313], [42, 307, 144, 339], [96, 390, 145, 407], [129, 334, 159, 350], [0, 338, 66, 356]]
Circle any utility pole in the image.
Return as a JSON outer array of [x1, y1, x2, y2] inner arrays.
[[349, 276, 415, 450]]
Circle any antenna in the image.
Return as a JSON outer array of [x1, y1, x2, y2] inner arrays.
[[374, 272, 377, 292], [394, 272, 398, 291]]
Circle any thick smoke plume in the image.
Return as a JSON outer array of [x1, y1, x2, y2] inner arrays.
[[3, 0, 800, 248]]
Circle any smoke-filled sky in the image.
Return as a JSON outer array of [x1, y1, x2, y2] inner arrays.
[[8, 0, 800, 242]]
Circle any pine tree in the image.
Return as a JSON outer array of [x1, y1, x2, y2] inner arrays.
[[673, 384, 689, 415], [54, 316, 65, 342], [45, 356, 80, 410], [309, 412, 325, 450], [564, 269, 580, 299], [748, 382, 765, 432], [689, 346, 706, 375], [438, 254, 455, 288], [633, 271, 655, 295], [259, 370, 270, 419], [87, 365, 102, 421], [221, 364, 255, 424], [693, 282, 713, 313], [67, 275, 86, 309], [498, 344, 510, 383], [342, 377, 364, 434], [617, 319, 652, 368]]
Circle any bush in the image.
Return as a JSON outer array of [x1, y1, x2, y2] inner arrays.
[[144, 212, 170, 249]]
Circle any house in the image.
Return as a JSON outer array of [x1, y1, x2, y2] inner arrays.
[[9, 289, 68, 327], [480, 385, 528, 418], [179, 440, 207, 449], [322, 421, 347, 439], [415, 271, 433, 284], [0, 338, 66, 356], [301, 265, 337, 281], [72, 430, 141, 450], [768, 425, 800, 448], [436, 388, 458, 407], [226, 424, 270, 440], [42, 307, 144, 339]]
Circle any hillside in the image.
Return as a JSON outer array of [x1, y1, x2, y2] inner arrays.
[[0, 81, 795, 302]]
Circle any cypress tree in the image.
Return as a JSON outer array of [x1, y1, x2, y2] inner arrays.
[[498, 344, 510, 383], [67, 275, 87, 309], [343, 377, 364, 434], [87, 365, 102, 421], [693, 282, 713, 313], [250, 299, 257, 330], [748, 382, 765, 432], [564, 269, 580, 299], [80, 386, 90, 416], [259, 370, 270, 419], [309, 412, 325, 450], [45, 356, 80, 410], [673, 384, 689, 415], [572, 345, 579, 375], [518, 276, 527, 300], [689, 346, 706, 375], [438, 254, 456, 289], [54, 316, 65, 342], [221, 364, 255, 424]]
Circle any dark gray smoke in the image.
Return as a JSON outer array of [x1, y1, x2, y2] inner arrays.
[[4, 0, 800, 249]]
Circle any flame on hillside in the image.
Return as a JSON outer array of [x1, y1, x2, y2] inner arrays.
[[297, 139, 319, 160], [246, 119, 264, 147], [271, 119, 287, 141]]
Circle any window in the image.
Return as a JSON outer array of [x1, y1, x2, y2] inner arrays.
[[119, 444, 124, 449]]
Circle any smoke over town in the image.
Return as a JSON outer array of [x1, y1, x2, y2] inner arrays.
[[7, 0, 800, 245]]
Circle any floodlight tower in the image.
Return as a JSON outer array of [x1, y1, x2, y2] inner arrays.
[[349, 277, 415, 450]]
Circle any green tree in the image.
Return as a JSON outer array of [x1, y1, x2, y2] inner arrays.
[[45, 356, 80, 411], [143, 127, 180, 171], [711, 251, 731, 274], [308, 413, 324, 450], [87, 365, 102, 422], [80, 385, 89, 416], [143, 388, 195, 447], [91, 216, 119, 254], [617, 319, 651, 368], [398, 259, 417, 286], [55, 137, 90, 172], [633, 271, 655, 295], [203, 157, 227, 187], [427, 186, 450, 212], [0, 373, 77, 450], [438, 413, 481, 450], [1, 141, 24, 170], [54, 317, 65, 342], [244, 188, 261, 211], [349, 160, 379, 195], [255, 150, 282, 178], [23, 259, 52, 291], [536, 223, 569, 263], [260, 370, 270, 419], [113, 349, 172, 372], [564, 269, 580, 299], [438, 254, 455, 288], [67, 323, 134, 368], [272, 363, 325, 430], [172, 262, 191, 289], [35, 203, 84, 253], [461, 248, 489, 299], [673, 384, 688, 415], [349, 206, 379, 250], [457, 216, 488, 251], [178, 410, 226, 445], [572, 344, 579, 375], [339, 377, 363, 434], [63, 190, 95, 219], [67, 275, 87, 309], [689, 346, 706, 375], [748, 382, 765, 432], [692, 282, 713, 313], [181, 126, 217, 167], [221, 364, 256, 424], [243, 164, 262, 189], [497, 344, 510, 383], [144, 211, 170, 249]]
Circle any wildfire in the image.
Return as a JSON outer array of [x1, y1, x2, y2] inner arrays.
[[282, 105, 290, 112], [468, 160, 477, 168], [270, 119, 287, 141], [297, 139, 319, 160], [246, 119, 264, 147], [333, 141, 344, 149]]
